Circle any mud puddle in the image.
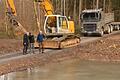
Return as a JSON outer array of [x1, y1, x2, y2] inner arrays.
[[0, 60, 120, 80]]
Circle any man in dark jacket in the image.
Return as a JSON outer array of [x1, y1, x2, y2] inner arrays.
[[23, 33, 29, 55], [29, 32, 35, 53], [37, 31, 45, 53]]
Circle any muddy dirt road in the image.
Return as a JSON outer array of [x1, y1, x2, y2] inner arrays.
[[0, 31, 119, 75], [0, 31, 117, 63], [81, 31, 120, 44], [0, 31, 119, 64]]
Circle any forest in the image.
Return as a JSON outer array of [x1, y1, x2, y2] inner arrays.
[[0, 0, 120, 36]]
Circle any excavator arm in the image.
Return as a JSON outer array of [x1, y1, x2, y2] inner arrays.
[[35, 0, 53, 15], [6, 0, 27, 35], [35, 0, 57, 33], [6, 0, 17, 16]]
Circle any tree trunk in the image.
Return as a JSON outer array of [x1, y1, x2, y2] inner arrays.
[[108, 0, 112, 12], [103, 0, 106, 12], [63, 0, 66, 16], [96, 0, 99, 9], [93, 0, 96, 9], [79, 0, 82, 27], [73, 0, 77, 23]]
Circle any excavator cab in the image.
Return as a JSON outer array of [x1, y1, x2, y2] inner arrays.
[[44, 15, 74, 36]]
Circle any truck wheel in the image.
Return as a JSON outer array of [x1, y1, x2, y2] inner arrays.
[[110, 26, 113, 33], [118, 26, 120, 30], [116, 26, 119, 31], [106, 27, 111, 34], [119, 26, 120, 30], [99, 30, 104, 37], [83, 33, 87, 36]]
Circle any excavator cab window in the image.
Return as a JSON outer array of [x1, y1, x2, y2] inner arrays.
[[45, 16, 57, 34], [59, 17, 68, 29]]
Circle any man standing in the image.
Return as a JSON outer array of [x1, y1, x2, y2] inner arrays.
[[37, 31, 45, 53], [23, 32, 29, 55], [29, 32, 35, 53]]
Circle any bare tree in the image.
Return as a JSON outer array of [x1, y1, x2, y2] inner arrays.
[[61, 0, 63, 15], [63, 0, 66, 16], [108, 0, 112, 12], [93, 0, 96, 9], [96, 0, 99, 9], [79, 0, 82, 26], [73, 0, 77, 23], [103, 0, 106, 11]]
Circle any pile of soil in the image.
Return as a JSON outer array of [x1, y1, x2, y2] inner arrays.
[[78, 33, 120, 61]]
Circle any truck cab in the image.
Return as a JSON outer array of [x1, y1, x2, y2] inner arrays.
[[80, 9, 114, 36], [80, 9, 104, 36]]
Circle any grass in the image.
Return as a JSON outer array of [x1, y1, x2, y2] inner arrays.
[[0, 31, 22, 40], [0, 32, 9, 39]]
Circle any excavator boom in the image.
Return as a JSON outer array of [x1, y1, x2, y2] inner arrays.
[[6, 0, 17, 16], [35, 0, 53, 15], [6, 0, 27, 35], [41, 0, 53, 15]]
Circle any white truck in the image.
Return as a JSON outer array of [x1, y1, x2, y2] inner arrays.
[[80, 9, 114, 36]]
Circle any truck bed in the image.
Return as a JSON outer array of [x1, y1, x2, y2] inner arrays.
[[104, 13, 114, 24]]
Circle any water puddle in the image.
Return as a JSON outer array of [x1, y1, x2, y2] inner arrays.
[[0, 60, 120, 80]]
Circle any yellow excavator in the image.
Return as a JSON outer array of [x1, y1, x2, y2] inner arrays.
[[6, 0, 80, 49], [35, 0, 80, 48]]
